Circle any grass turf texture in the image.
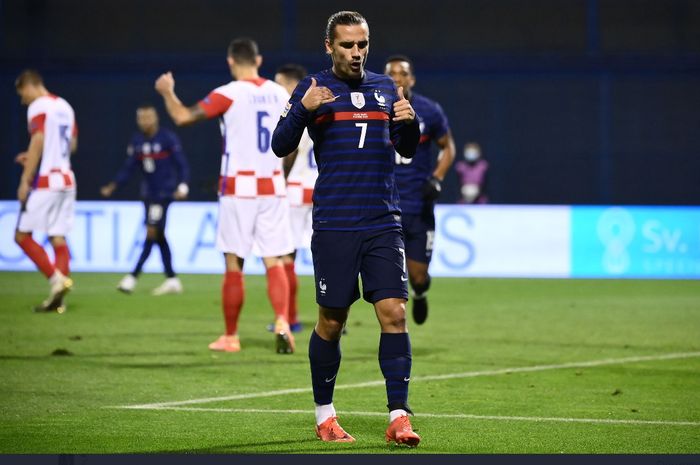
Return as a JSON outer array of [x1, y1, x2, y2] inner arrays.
[[0, 272, 698, 453]]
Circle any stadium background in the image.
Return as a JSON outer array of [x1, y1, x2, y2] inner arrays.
[[2, 0, 699, 206]]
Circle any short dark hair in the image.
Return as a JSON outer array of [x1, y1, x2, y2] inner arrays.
[[325, 11, 368, 44], [15, 69, 43, 88], [227, 37, 259, 65], [275, 63, 307, 83], [137, 102, 156, 111], [385, 54, 414, 75]]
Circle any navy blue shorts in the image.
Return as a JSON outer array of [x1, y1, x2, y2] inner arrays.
[[143, 200, 171, 230], [402, 211, 435, 264], [311, 228, 409, 308]]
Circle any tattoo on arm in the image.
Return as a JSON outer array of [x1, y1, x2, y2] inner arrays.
[[188, 104, 207, 123]]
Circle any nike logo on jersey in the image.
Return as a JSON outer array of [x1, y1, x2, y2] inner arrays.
[[325, 375, 337, 383], [403, 377, 410, 382]]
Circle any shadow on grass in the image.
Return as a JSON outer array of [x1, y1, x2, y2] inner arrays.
[[151, 437, 410, 453]]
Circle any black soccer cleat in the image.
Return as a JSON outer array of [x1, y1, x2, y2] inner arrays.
[[412, 295, 428, 325]]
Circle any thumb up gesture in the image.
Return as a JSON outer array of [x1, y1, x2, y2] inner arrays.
[[301, 77, 338, 111], [393, 86, 416, 122]]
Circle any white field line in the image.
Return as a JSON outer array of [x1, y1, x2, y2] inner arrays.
[[115, 351, 700, 410], [138, 407, 700, 428]]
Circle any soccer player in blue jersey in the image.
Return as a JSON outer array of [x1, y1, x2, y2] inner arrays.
[[385, 55, 456, 325], [101, 104, 190, 295], [272, 11, 421, 446]]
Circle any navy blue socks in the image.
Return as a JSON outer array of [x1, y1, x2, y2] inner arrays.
[[309, 330, 341, 405], [379, 332, 413, 413]]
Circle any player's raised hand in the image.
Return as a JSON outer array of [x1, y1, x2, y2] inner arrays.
[[155, 72, 175, 96], [393, 86, 416, 123], [301, 77, 338, 111]]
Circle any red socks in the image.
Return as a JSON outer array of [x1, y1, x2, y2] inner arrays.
[[53, 243, 70, 276], [266, 265, 290, 321], [18, 236, 55, 278], [284, 261, 298, 324], [222, 271, 244, 335]]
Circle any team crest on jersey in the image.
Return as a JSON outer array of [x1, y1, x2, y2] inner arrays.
[[153, 143, 161, 153], [350, 92, 365, 109], [142, 142, 152, 154], [374, 90, 386, 106]]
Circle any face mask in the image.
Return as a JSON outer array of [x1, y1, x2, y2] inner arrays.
[[465, 148, 480, 161]]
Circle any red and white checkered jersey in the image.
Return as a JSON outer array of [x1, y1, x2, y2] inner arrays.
[[286, 129, 318, 207], [199, 78, 289, 197], [27, 94, 77, 191]]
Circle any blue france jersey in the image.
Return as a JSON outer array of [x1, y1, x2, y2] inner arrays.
[[272, 69, 420, 231], [394, 92, 450, 215], [114, 128, 190, 201]]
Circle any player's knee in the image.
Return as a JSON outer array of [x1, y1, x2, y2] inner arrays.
[[14, 231, 28, 245], [378, 304, 407, 331], [411, 274, 431, 295], [49, 236, 66, 247], [146, 227, 161, 241], [317, 318, 345, 340]]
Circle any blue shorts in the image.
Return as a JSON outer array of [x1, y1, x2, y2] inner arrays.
[[311, 228, 409, 308], [402, 212, 435, 264], [143, 200, 171, 230]]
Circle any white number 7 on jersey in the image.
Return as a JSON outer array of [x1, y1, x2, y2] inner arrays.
[[355, 122, 367, 149]]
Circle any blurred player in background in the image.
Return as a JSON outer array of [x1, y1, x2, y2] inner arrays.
[[385, 55, 456, 325], [455, 142, 489, 204], [13, 70, 76, 313], [100, 104, 190, 295], [155, 38, 296, 354], [266, 63, 318, 334], [272, 11, 421, 446]]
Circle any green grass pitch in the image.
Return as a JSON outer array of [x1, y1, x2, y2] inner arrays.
[[0, 271, 698, 453]]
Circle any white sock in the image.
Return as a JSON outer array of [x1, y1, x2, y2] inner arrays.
[[49, 271, 63, 285], [390, 409, 408, 422], [315, 403, 336, 425]]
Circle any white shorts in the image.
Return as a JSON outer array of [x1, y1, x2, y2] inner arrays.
[[289, 205, 312, 250], [216, 195, 294, 258], [17, 189, 76, 236]]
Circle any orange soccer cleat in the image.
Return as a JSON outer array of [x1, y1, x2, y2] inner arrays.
[[315, 416, 355, 443], [385, 415, 421, 447], [208, 334, 241, 353]]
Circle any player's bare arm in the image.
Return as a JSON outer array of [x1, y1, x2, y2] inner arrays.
[[70, 135, 78, 155], [283, 148, 299, 178], [432, 130, 456, 181], [301, 77, 338, 111], [392, 86, 416, 123], [17, 132, 44, 202], [154, 72, 207, 126]]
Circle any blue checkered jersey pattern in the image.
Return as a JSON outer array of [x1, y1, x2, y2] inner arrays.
[[114, 128, 190, 201], [272, 69, 420, 231], [394, 92, 450, 215]]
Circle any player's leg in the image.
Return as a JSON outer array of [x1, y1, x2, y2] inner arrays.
[[151, 202, 182, 296], [256, 197, 295, 353], [403, 212, 435, 325], [309, 230, 361, 442], [361, 229, 420, 446], [210, 197, 252, 352], [282, 252, 301, 329], [262, 255, 294, 354], [119, 202, 155, 293], [16, 190, 72, 312], [49, 236, 70, 276], [15, 230, 55, 279]]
